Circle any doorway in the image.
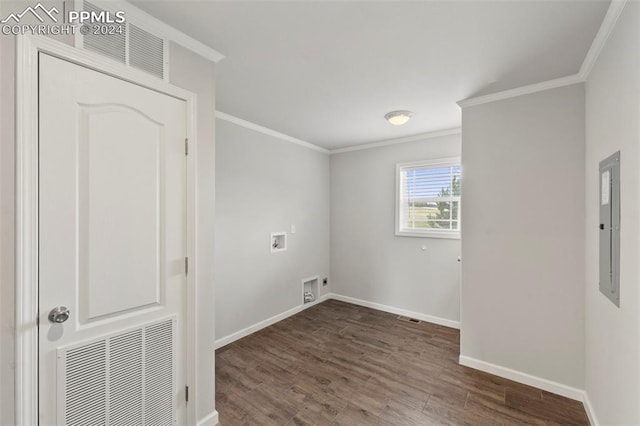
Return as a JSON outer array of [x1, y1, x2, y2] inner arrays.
[[15, 36, 197, 425]]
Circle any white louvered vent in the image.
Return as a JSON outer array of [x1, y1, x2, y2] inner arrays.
[[129, 24, 165, 79], [109, 329, 143, 425], [144, 321, 174, 425], [82, 1, 126, 64], [64, 341, 107, 425], [81, 1, 167, 80], [59, 318, 176, 426]]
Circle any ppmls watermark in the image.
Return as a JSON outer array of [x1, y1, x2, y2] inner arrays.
[[1, 2, 125, 36]]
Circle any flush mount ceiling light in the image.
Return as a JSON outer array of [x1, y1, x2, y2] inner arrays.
[[384, 110, 413, 126]]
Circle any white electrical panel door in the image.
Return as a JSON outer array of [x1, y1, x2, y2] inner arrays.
[[38, 53, 188, 425], [599, 151, 621, 307]]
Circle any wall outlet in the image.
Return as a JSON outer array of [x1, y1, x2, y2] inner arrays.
[[322, 278, 328, 286]]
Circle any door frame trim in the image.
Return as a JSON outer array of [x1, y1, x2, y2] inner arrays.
[[16, 34, 198, 425]]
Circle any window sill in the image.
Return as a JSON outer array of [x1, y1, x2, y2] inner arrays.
[[395, 230, 461, 240]]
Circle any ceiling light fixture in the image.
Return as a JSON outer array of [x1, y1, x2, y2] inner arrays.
[[385, 110, 413, 126]]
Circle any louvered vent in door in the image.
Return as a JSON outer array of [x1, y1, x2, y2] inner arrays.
[[82, 1, 126, 64], [144, 321, 175, 425], [59, 318, 176, 426], [109, 330, 144, 425], [64, 341, 107, 425], [129, 24, 165, 79]]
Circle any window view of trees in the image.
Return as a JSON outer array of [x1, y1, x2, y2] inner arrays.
[[431, 174, 460, 229], [401, 163, 461, 233]]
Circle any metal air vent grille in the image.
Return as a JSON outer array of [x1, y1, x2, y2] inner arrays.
[[144, 320, 174, 425], [80, 2, 166, 80], [64, 341, 107, 425], [82, 1, 126, 64], [109, 329, 144, 425], [59, 318, 176, 425], [129, 24, 165, 79]]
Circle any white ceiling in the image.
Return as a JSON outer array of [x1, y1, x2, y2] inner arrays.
[[132, 0, 609, 150]]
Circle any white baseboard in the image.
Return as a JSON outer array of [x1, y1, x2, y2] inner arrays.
[[458, 355, 585, 401], [328, 293, 460, 329], [214, 294, 330, 349], [582, 392, 599, 426], [197, 410, 219, 426], [213, 294, 600, 424], [214, 293, 459, 349]]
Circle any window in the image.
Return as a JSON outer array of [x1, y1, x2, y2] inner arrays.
[[396, 158, 461, 238]]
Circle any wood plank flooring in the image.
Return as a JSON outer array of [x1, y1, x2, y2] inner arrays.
[[215, 300, 589, 425]]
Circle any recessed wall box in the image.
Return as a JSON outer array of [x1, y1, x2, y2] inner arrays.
[[270, 232, 287, 253], [302, 276, 319, 304]]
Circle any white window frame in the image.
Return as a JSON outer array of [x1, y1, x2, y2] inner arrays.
[[395, 157, 461, 239]]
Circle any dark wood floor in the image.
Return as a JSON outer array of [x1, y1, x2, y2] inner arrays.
[[215, 300, 589, 425]]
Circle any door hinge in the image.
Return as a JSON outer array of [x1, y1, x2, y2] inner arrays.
[[185, 385, 189, 403], [185, 138, 189, 156], [185, 257, 189, 276]]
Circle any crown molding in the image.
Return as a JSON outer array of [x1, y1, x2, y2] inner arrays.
[[458, 0, 627, 109], [578, 0, 628, 80], [215, 111, 330, 154], [217, 0, 628, 148], [457, 74, 583, 108], [329, 128, 461, 155], [215, 111, 460, 155], [86, 0, 225, 63]]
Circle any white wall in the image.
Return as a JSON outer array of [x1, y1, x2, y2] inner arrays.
[[330, 135, 461, 325], [214, 119, 330, 341], [460, 84, 586, 389], [585, 2, 640, 423], [168, 43, 217, 423]]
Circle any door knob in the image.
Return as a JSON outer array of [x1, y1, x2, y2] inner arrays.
[[48, 306, 70, 323]]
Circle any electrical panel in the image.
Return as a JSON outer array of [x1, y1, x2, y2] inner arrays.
[[599, 151, 621, 307]]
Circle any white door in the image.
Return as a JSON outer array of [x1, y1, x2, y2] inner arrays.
[[38, 53, 188, 425]]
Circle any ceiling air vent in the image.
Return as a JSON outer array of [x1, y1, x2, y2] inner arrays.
[[80, 1, 167, 80]]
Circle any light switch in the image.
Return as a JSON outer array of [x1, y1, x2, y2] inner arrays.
[[291, 224, 296, 234]]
